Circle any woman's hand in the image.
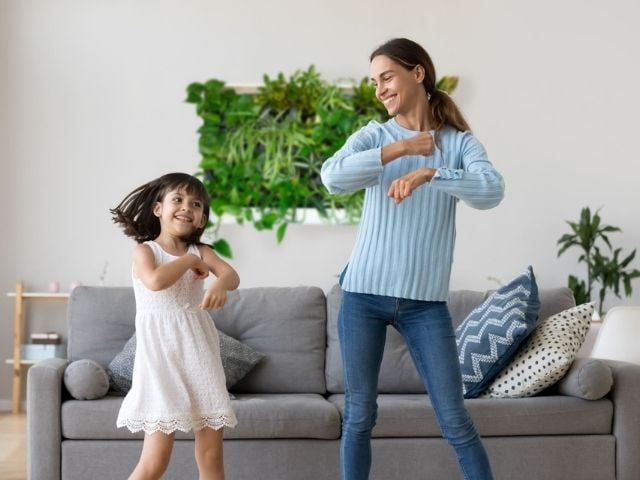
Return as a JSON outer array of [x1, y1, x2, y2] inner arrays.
[[200, 282, 228, 310], [403, 131, 435, 156], [382, 131, 434, 165], [388, 168, 437, 204]]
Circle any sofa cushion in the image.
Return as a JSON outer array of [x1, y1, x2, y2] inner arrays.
[[61, 394, 340, 440], [208, 286, 327, 394], [554, 357, 613, 400], [482, 303, 594, 398], [456, 266, 541, 398], [325, 284, 575, 394], [328, 394, 613, 437]]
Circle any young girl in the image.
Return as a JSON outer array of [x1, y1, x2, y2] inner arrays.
[[111, 172, 239, 480]]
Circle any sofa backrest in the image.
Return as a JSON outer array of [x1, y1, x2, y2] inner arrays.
[[211, 286, 327, 394], [67, 285, 328, 394], [325, 285, 576, 394], [68, 286, 136, 366]]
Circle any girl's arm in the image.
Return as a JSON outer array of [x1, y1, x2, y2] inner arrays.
[[133, 244, 206, 291], [198, 244, 240, 309]]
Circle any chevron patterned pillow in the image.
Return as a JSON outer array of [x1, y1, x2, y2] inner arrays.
[[455, 266, 541, 398], [481, 303, 594, 398]]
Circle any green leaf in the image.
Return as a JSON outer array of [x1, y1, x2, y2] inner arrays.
[[436, 75, 459, 94], [185, 82, 205, 98], [620, 249, 637, 268], [276, 222, 288, 243], [212, 239, 232, 259], [260, 212, 279, 230]]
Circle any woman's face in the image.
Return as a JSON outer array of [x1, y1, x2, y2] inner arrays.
[[370, 55, 424, 117]]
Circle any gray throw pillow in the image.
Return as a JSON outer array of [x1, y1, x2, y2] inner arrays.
[[107, 333, 136, 394], [555, 357, 613, 400], [64, 359, 110, 400], [218, 331, 265, 388], [107, 330, 264, 394]]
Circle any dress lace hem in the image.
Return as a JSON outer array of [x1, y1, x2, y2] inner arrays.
[[117, 414, 237, 435]]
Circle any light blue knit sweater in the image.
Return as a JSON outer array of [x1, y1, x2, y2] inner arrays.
[[321, 118, 505, 301]]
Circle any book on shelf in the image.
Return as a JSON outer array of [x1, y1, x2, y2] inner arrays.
[[30, 332, 62, 345]]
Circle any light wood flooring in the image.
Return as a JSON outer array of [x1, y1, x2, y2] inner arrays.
[[0, 413, 26, 480]]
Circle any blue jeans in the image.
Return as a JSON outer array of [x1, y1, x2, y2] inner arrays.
[[338, 291, 494, 480]]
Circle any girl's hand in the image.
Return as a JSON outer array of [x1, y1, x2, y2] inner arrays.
[[402, 131, 435, 156], [388, 168, 436, 204], [200, 283, 228, 310], [190, 255, 210, 280]]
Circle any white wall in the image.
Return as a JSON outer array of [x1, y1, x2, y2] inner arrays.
[[2, 0, 639, 407]]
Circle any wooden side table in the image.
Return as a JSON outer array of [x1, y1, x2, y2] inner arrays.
[[6, 281, 69, 413]]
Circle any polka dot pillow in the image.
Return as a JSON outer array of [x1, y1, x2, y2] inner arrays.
[[481, 302, 594, 398]]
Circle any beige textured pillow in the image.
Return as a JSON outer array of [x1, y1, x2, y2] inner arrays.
[[481, 303, 594, 398]]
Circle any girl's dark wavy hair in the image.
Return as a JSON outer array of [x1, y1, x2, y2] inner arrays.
[[110, 172, 210, 245], [370, 38, 471, 133]]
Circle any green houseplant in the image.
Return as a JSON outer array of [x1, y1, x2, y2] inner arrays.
[[186, 66, 458, 257], [557, 207, 640, 315]]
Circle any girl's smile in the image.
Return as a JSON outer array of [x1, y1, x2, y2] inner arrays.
[[154, 188, 206, 237]]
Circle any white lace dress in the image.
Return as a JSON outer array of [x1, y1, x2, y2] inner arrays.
[[116, 241, 237, 434]]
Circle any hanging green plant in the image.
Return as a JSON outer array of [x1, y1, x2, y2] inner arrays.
[[185, 66, 459, 258]]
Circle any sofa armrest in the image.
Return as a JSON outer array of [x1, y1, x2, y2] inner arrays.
[[602, 359, 640, 480], [27, 357, 68, 480]]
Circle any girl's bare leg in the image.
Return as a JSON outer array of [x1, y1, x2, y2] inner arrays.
[[194, 427, 225, 480], [128, 431, 175, 480]]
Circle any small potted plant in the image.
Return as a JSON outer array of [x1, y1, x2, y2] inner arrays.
[[557, 207, 640, 316]]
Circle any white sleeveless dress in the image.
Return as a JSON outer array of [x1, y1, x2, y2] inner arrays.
[[116, 241, 237, 434]]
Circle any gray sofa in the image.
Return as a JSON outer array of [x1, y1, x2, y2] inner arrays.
[[27, 285, 640, 480]]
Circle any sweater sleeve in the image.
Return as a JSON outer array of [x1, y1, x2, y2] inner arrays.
[[431, 132, 505, 210], [320, 122, 384, 194]]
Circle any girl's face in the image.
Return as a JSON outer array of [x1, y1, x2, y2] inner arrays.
[[153, 187, 206, 238], [370, 55, 425, 116]]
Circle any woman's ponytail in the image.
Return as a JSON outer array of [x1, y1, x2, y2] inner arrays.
[[429, 89, 470, 133]]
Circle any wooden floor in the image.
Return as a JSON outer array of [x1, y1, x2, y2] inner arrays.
[[0, 413, 27, 480]]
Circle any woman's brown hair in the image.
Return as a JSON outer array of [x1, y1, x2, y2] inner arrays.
[[370, 38, 471, 133]]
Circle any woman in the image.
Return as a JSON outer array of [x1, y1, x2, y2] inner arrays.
[[321, 38, 504, 480]]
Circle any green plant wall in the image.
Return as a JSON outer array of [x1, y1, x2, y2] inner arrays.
[[186, 66, 458, 258]]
